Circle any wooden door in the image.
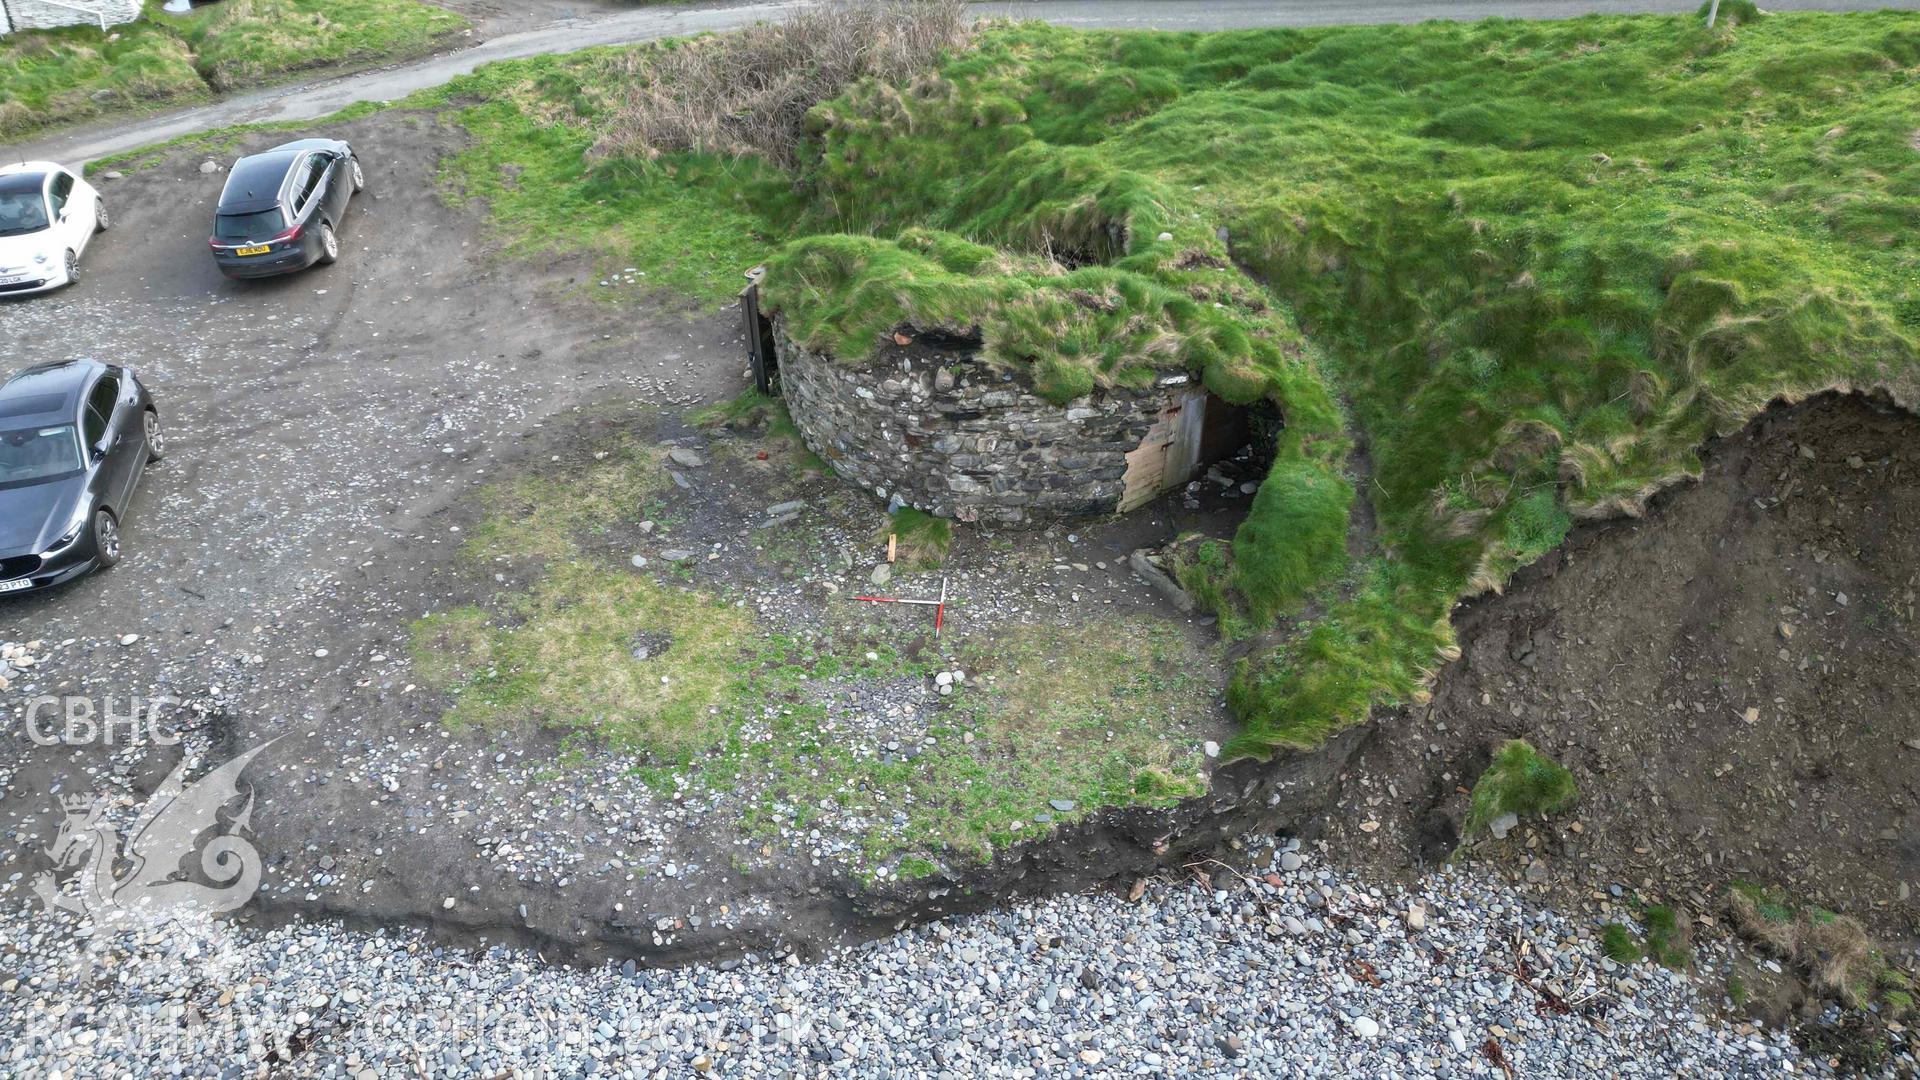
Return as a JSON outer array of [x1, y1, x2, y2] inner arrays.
[[1119, 389, 1207, 513]]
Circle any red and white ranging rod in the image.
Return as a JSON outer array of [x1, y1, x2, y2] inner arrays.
[[852, 576, 948, 634]]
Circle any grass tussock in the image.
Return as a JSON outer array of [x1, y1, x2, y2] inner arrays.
[[1462, 739, 1578, 839], [590, 0, 971, 169], [1638, 903, 1692, 970], [1601, 906, 1689, 969], [886, 507, 953, 571], [1726, 882, 1914, 1014], [1601, 922, 1642, 965], [1168, 536, 1245, 636], [0, 0, 464, 138]]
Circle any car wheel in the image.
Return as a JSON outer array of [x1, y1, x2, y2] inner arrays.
[[316, 222, 339, 265], [351, 158, 365, 193], [64, 249, 79, 285], [144, 409, 165, 463], [95, 201, 110, 232], [92, 509, 122, 569]]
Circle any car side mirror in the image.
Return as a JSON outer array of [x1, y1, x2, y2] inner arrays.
[[89, 443, 106, 462]]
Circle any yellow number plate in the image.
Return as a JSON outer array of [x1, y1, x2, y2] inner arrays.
[[235, 244, 271, 256]]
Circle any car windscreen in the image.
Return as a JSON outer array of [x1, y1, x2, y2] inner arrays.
[[214, 209, 287, 241], [0, 424, 82, 484], [0, 190, 50, 237]]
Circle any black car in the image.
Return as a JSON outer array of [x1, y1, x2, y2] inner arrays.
[[208, 138, 363, 279], [0, 359, 162, 594]]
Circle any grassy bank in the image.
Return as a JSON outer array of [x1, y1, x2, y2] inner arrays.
[[0, 0, 466, 140], [414, 6, 1919, 765]]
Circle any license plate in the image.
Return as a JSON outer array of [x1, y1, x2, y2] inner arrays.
[[0, 578, 32, 593], [234, 245, 271, 256], [0, 275, 27, 285]]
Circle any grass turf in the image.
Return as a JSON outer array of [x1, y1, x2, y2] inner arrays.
[[1462, 739, 1578, 840], [886, 506, 954, 571], [0, 0, 466, 139], [405, 7, 1919, 763]]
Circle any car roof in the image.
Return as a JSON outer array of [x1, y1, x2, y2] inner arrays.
[[0, 170, 48, 196], [0, 161, 68, 178], [217, 150, 303, 213], [0, 360, 107, 427], [266, 138, 342, 155]]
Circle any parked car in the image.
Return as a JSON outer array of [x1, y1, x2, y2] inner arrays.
[[0, 162, 108, 296], [0, 359, 162, 594], [208, 138, 363, 279]]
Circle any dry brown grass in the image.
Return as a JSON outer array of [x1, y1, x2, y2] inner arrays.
[[589, 0, 970, 169], [0, 101, 33, 138], [1725, 887, 1885, 1006]]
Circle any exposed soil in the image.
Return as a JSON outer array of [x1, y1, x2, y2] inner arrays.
[[1321, 392, 1920, 966]]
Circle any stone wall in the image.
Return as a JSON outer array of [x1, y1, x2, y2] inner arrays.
[[0, 0, 141, 34], [776, 317, 1200, 525]]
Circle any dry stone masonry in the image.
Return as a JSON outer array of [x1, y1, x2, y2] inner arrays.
[[776, 317, 1205, 525]]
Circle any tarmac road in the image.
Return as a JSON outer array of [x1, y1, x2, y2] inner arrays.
[[11, 0, 1913, 165]]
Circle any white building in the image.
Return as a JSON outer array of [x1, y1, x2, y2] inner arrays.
[[0, 1, 144, 36]]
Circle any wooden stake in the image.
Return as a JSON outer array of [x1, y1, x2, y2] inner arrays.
[[887, 534, 898, 563]]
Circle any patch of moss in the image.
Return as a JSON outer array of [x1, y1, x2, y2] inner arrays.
[[413, 415, 1222, 868], [896, 855, 940, 880]]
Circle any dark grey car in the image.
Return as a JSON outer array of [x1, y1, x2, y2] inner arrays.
[[0, 359, 162, 594], [208, 138, 363, 280]]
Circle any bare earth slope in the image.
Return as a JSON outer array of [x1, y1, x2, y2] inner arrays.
[[1324, 392, 1920, 948]]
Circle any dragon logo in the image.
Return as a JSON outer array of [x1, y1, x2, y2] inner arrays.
[[33, 738, 279, 927]]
